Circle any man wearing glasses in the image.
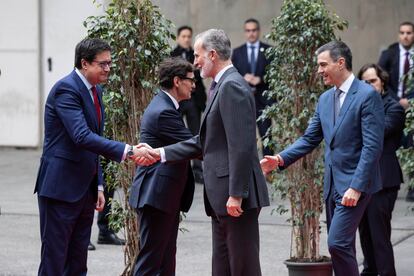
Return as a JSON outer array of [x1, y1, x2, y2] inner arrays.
[[129, 57, 197, 276], [232, 18, 273, 156], [35, 38, 156, 275]]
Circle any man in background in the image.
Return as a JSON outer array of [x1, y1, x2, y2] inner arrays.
[[171, 25, 206, 184], [232, 18, 273, 156]]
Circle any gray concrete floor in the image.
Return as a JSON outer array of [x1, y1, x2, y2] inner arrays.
[[0, 148, 413, 275]]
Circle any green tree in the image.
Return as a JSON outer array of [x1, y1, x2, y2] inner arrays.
[[84, 0, 174, 274], [262, 0, 347, 261]]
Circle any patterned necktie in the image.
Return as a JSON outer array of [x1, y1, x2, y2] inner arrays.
[[250, 45, 256, 75], [403, 51, 410, 97], [91, 86, 102, 128], [334, 89, 343, 124], [208, 81, 217, 99]]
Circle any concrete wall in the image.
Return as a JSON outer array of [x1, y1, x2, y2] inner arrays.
[[153, 0, 414, 73]]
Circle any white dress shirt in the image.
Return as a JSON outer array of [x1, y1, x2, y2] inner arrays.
[[335, 73, 355, 108], [246, 41, 260, 65]]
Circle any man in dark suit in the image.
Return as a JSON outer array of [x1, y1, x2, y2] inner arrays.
[[129, 57, 196, 276], [378, 21, 414, 201], [232, 18, 273, 156], [358, 63, 405, 276], [171, 25, 206, 184], [35, 38, 155, 276], [140, 29, 270, 276], [261, 41, 385, 276]]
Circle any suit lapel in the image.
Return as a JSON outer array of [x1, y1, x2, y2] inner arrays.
[[329, 79, 359, 144]]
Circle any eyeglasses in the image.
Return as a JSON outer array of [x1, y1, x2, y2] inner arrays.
[[92, 60, 112, 69], [180, 77, 196, 84]]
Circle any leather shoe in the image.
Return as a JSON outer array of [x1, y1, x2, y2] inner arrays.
[[88, 241, 96, 251], [97, 232, 125, 245]]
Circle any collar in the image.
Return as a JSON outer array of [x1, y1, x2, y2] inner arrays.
[[335, 73, 355, 93], [246, 41, 260, 49], [75, 68, 93, 91], [399, 43, 414, 55], [161, 90, 179, 109], [214, 64, 234, 83]]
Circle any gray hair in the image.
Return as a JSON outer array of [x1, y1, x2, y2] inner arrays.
[[195, 29, 232, 61], [316, 40, 353, 71]]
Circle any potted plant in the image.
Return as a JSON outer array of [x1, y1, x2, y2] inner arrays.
[[262, 0, 347, 275]]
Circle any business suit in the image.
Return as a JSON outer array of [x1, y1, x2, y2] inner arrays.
[[232, 42, 273, 155], [35, 70, 125, 275], [163, 66, 270, 276], [129, 91, 195, 276], [279, 77, 384, 276], [359, 91, 405, 276]]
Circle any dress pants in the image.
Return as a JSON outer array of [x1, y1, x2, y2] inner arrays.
[[37, 188, 95, 276], [325, 185, 371, 276], [134, 205, 180, 276], [97, 186, 115, 235], [211, 208, 261, 276], [359, 188, 398, 276]]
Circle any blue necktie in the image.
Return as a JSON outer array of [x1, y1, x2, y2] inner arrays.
[[249, 45, 256, 75]]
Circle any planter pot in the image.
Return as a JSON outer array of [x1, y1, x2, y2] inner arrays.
[[284, 259, 333, 276]]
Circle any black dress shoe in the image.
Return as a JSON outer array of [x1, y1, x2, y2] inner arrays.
[[97, 232, 125, 245], [88, 241, 96, 251]]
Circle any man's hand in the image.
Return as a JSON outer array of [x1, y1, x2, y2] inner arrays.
[[96, 190, 105, 212], [341, 188, 361, 207], [250, 76, 261, 86], [130, 143, 160, 166], [399, 98, 410, 110], [244, 73, 254, 84], [260, 155, 282, 174], [226, 196, 243, 217]]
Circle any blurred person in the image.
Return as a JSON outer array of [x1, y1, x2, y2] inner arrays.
[[171, 25, 206, 184], [357, 63, 405, 276], [232, 18, 273, 156], [261, 41, 385, 276], [34, 38, 156, 275]]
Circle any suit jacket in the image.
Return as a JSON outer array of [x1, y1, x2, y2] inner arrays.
[[279, 78, 385, 200], [378, 43, 414, 99], [163, 67, 270, 216], [35, 70, 125, 202], [380, 91, 405, 189], [232, 41, 272, 106], [129, 91, 195, 213], [171, 46, 207, 111]]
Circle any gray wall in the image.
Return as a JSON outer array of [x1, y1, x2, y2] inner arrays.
[[153, 0, 414, 73]]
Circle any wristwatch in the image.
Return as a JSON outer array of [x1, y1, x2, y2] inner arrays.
[[127, 145, 134, 158]]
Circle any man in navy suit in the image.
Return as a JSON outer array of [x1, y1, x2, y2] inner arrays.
[[35, 38, 156, 276], [232, 18, 273, 156], [261, 41, 385, 276], [129, 57, 196, 276]]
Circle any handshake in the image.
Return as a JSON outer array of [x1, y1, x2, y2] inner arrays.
[[128, 143, 161, 166], [260, 154, 284, 174]]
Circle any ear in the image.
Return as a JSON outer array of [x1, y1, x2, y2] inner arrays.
[[338, 57, 346, 69], [173, 76, 180, 88], [209, 50, 217, 61], [81, 58, 88, 70]]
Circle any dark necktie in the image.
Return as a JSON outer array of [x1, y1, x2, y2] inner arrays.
[[91, 86, 102, 128], [208, 81, 217, 99], [334, 89, 343, 123], [250, 45, 256, 75], [403, 51, 410, 97]]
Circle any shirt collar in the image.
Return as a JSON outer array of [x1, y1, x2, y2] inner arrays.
[[246, 41, 260, 49], [335, 73, 355, 94], [214, 64, 234, 83], [399, 43, 414, 55], [75, 68, 93, 91], [161, 90, 179, 109]]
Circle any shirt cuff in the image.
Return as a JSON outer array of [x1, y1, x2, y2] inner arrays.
[[98, 185, 104, 192], [160, 148, 166, 163], [121, 144, 130, 162]]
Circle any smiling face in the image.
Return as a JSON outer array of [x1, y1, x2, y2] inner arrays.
[[194, 40, 215, 79], [82, 50, 111, 85], [176, 72, 195, 101], [361, 67, 384, 94], [317, 50, 344, 87]]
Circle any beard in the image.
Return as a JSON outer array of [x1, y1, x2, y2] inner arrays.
[[200, 57, 214, 79]]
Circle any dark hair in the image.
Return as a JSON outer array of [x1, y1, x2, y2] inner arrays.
[[74, 38, 111, 69], [316, 40, 353, 71], [158, 57, 194, 90], [357, 63, 389, 88], [399, 21, 414, 31], [177, 25, 193, 36], [244, 18, 260, 30]]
